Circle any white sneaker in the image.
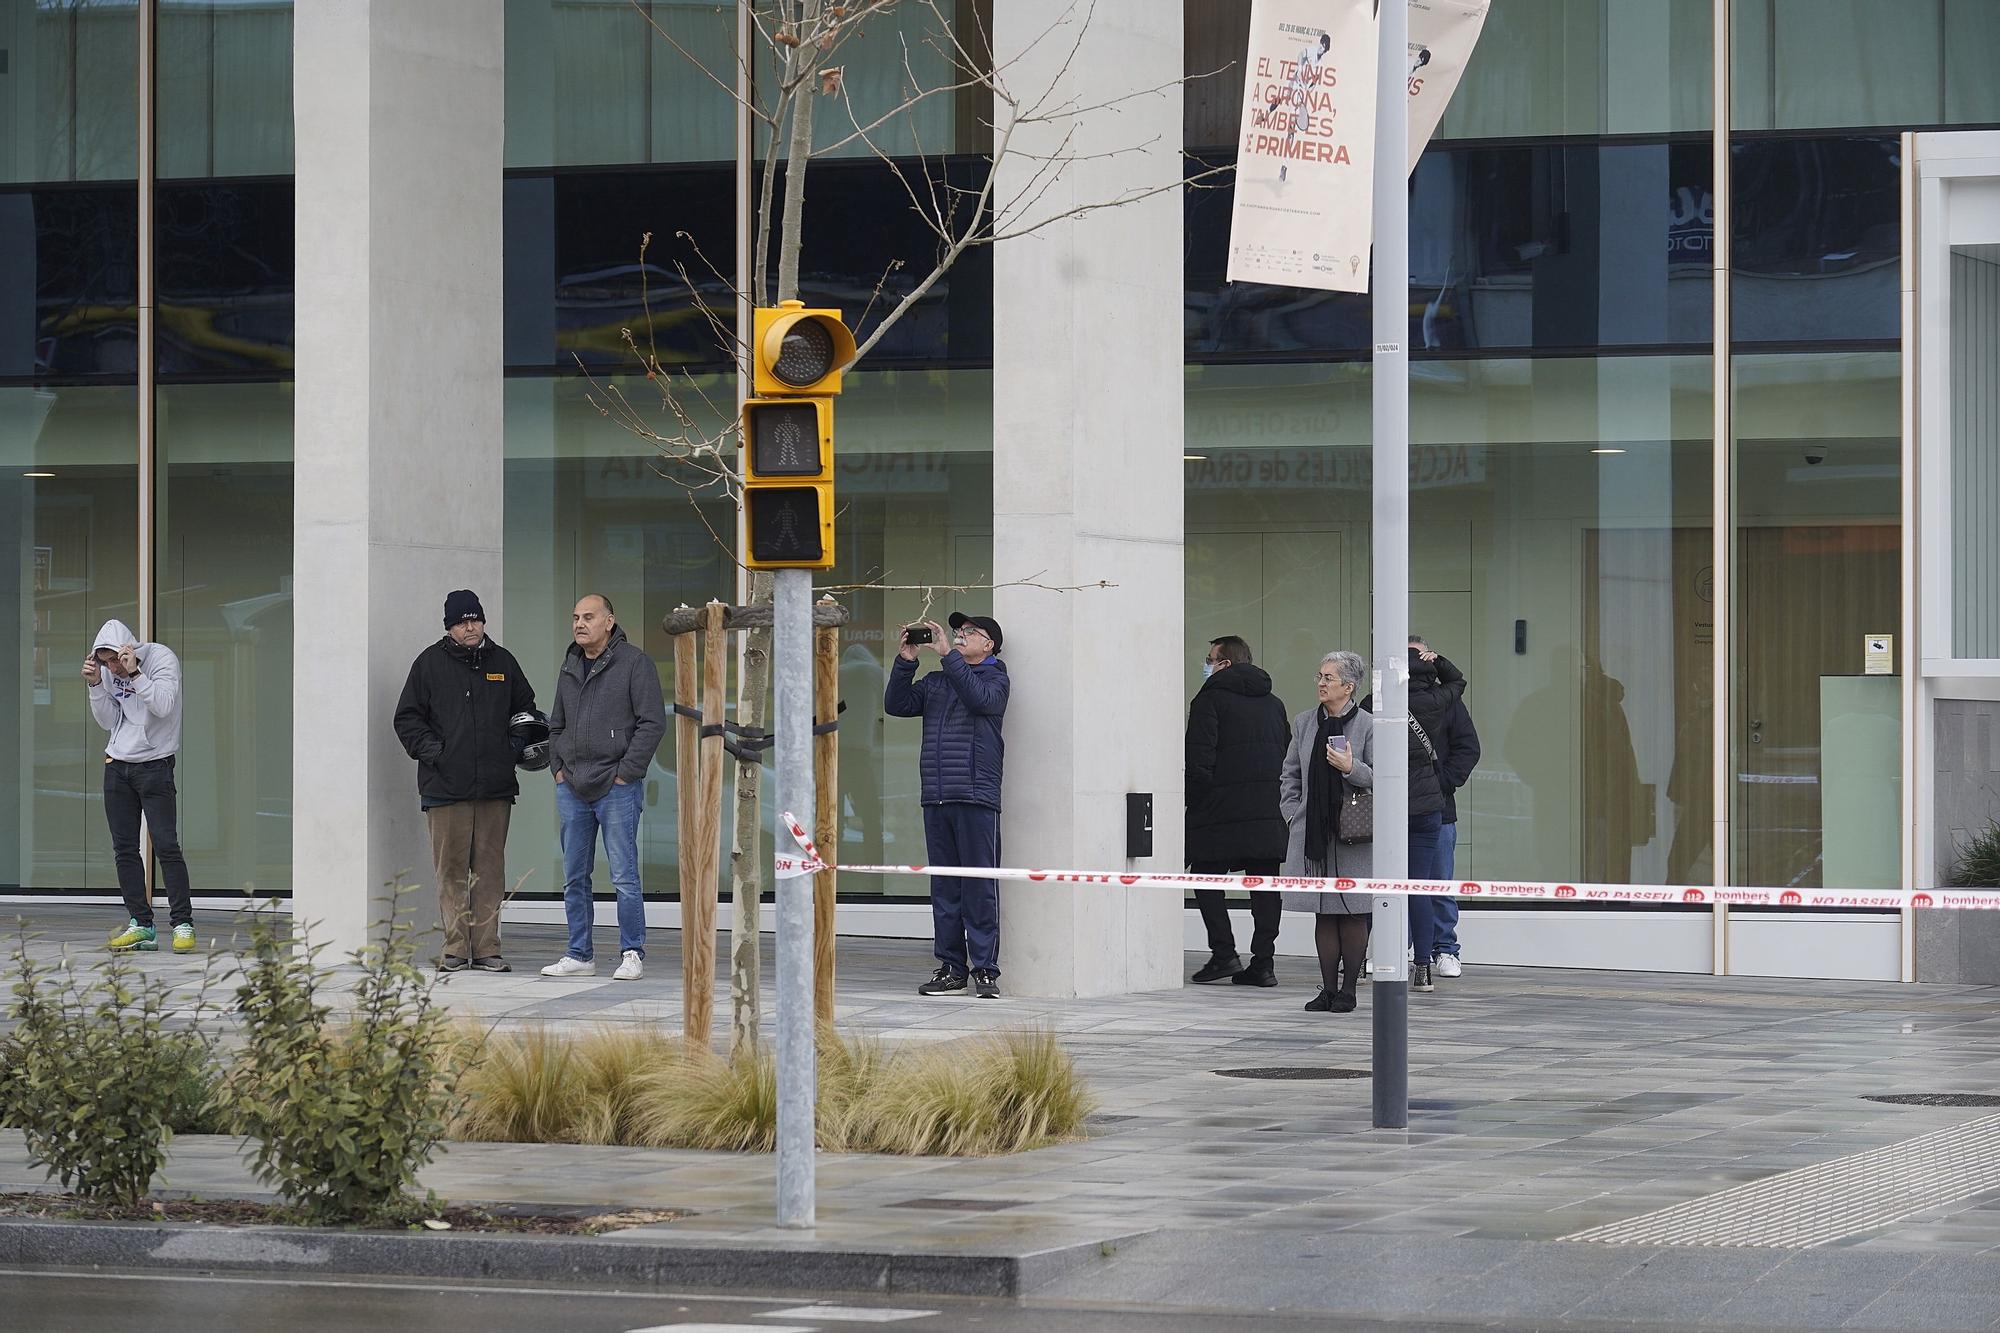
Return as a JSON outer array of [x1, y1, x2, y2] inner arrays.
[[540, 955, 596, 977], [1435, 954, 1463, 978], [612, 950, 644, 981]]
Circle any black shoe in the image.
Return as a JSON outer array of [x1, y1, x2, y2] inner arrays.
[[1411, 963, 1435, 993], [471, 956, 511, 973], [1303, 989, 1335, 1012], [437, 955, 470, 973], [971, 968, 1001, 1000], [1330, 991, 1357, 1013], [1192, 951, 1244, 984], [1232, 956, 1278, 988], [918, 965, 968, 996]]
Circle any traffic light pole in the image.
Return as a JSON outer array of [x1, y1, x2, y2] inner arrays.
[[1370, 0, 1412, 1132], [773, 567, 817, 1226]]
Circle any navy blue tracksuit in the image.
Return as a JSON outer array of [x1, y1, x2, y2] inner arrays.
[[885, 650, 1010, 974]]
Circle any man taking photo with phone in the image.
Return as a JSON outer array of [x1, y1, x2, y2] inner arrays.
[[885, 612, 1009, 999]]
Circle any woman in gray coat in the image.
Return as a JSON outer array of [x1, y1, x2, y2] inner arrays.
[[1280, 650, 1374, 1012]]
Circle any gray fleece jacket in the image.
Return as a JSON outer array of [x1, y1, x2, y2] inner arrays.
[[548, 626, 668, 803]]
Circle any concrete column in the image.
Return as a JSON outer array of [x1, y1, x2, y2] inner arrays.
[[990, 0, 1185, 997], [292, 0, 504, 955]]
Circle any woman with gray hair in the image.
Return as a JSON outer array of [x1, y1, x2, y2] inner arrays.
[[1280, 650, 1374, 1012]]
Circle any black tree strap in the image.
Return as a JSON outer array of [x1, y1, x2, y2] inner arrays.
[[691, 702, 846, 762]]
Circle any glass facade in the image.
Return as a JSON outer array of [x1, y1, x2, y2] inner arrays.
[[0, 0, 1944, 911], [1187, 357, 1716, 886], [1, 0, 291, 895], [1733, 0, 2000, 132]]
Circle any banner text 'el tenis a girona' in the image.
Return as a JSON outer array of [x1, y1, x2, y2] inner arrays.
[[1226, 0, 1489, 296]]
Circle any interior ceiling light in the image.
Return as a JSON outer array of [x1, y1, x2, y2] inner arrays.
[[1590, 448, 1626, 455], [22, 471, 54, 477], [1184, 454, 1208, 461]]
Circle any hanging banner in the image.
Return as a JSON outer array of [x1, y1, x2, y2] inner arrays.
[[1406, 0, 1490, 173], [1225, 0, 1379, 294]]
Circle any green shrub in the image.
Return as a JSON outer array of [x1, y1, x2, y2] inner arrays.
[[1946, 821, 2000, 888], [227, 890, 458, 1225], [2, 941, 216, 1205], [159, 1033, 230, 1136]]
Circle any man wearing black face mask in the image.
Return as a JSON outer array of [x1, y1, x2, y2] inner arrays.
[[1185, 635, 1292, 987]]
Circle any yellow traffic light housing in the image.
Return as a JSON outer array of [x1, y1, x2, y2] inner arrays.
[[752, 301, 856, 398], [743, 302, 849, 571], [741, 398, 834, 568]]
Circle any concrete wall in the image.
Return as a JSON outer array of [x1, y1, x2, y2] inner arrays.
[[990, 0, 1185, 997], [1919, 698, 2000, 982], [293, 0, 506, 955]]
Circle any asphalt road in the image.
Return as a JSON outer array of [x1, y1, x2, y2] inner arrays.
[[0, 1267, 1603, 1332]]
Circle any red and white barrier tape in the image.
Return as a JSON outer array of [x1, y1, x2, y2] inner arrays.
[[776, 813, 2000, 911]]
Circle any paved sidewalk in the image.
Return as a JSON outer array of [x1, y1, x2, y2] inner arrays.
[[5, 906, 2000, 1326]]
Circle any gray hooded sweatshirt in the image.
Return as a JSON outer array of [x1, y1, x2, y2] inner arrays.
[[88, 619, 183, 762]]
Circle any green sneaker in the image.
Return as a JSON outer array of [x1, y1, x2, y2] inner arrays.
[[108, 919, 158, 952], [171, 924, 197, 954]]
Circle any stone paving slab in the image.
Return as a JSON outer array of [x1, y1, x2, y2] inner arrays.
[[4, 907, 2000, 1325]]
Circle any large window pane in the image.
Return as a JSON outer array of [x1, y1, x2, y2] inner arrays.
[[1731, 352, 1901, 890], [0, 0, 137, 184], [1735, 0, 2000, 131], [502, 368, 993, 906], [159, 0, 295, 180], [156, 381, 292, 893], [506, 0, 737, 168], [1, 383, 138, 890], [1186, 355, 1714, 887], [1731, 136, 1899, 347]]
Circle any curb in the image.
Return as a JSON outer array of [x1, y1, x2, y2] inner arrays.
[[0, 1218, 1148, 1298]]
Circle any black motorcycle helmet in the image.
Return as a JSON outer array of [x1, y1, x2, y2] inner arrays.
[[510, 710, 552, 771]]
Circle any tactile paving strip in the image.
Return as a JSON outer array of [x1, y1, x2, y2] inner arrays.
[[1564, 1113, 2000, 1249]]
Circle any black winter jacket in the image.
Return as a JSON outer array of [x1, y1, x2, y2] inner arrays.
[[1363, 654, 1463, 825], [393, 636, 537, 806], [1434, 694, 1481, 823], [1406, 717, 1446, 820], [1184, 664, 1290, 865], [884, 650, 1009, 809]]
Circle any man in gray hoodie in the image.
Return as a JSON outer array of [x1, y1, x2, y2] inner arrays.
[[540, 595, 667, 980], [84, 619, 193, 953]]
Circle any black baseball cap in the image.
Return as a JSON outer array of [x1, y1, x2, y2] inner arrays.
[[947, 611, 1003, 652]]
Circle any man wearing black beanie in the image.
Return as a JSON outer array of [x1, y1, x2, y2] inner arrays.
[[393, 589, 539, 972]]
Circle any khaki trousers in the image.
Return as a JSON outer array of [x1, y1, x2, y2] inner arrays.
[[427, 798, 512, 961]]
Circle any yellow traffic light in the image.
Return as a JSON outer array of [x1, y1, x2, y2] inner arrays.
[[743, 301, 850, 571], [752, 301, 856, 398]]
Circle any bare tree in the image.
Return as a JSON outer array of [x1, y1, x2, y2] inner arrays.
[[590, 0, 1214, 1051]]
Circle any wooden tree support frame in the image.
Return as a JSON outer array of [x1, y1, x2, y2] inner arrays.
[[665, 596, 848, 1050]]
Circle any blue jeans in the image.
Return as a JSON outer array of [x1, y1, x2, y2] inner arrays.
[[1407, 811, 1445, 966], [1434, 820, 1460, 958], [556, 779, 645, 961]]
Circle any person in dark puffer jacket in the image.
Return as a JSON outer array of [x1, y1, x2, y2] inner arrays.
[[1186, 635, 1291, 988], [885, 611, 1009, 999]]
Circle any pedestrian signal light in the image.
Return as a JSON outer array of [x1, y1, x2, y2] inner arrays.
[[742, 396, 834, 568]]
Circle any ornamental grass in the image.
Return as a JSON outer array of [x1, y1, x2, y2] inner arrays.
[[448, 1024, 1093, 1156]]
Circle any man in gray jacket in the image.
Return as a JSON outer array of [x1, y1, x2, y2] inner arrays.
[[541, 595, 667, 980]]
